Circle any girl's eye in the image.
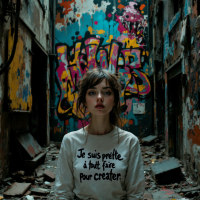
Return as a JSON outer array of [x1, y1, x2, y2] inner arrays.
[[88, 92, 95, 95], [104, 91, 111, 95]]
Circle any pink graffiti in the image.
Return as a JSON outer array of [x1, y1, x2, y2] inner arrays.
[[116, 2, 147, 43]]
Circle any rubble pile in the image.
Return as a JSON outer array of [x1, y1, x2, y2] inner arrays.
[[140, 135, 200, 199], [0, 143, 60, 200]]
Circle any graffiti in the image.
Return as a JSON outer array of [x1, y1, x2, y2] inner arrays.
[[116, 2, 147, 43], [55, 0, 151, 135], [56, 33, 150, 120]]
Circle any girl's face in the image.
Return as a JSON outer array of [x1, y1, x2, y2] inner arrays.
[[85, 79, 115, 117]]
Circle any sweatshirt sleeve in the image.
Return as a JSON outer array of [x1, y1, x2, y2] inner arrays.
[[54, 135, 75, 200], [125, 138, 145, 200]]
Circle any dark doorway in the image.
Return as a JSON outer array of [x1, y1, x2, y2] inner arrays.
[[30, 41, 47, 146], [156, 79, 165, 136], [168, 67, 183, 161]]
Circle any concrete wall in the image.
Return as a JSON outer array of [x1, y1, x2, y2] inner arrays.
[[0, 0, 51, 181], [152, 0, 200, 184], [53, 0, 153, 141]]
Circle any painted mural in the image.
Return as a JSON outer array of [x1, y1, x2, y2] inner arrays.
[[55, 0, 151, 139]]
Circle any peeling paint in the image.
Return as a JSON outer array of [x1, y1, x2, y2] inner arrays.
[[168, 12, 180, 32], [8, 28, 32, 111], [184, 0, 191, 17], [163, 32, 175, 63]]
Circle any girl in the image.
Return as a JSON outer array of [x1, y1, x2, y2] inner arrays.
[[55, 68, 145, 200]]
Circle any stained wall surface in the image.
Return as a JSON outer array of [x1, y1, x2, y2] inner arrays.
[[0, 0, 51, 181], [151, 0, 200, 184], [54, 0, 153, 141]]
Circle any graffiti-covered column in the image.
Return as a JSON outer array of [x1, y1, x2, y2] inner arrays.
[[53, 0, 152, 141]]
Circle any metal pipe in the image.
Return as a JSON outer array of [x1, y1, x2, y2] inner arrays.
[[0, 0, 20, 75], [50, 0, 56, 140], [153, 27, 158, 136]]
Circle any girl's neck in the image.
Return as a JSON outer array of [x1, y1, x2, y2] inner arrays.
[[86, 115, 114, 135]]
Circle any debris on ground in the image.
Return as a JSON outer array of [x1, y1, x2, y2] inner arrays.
[[140, 134, 200, 199], [0, 138, 200, 199], [0, 142, 59, 199], [141, 135, 157, 145], [152, 189, 183, 199]]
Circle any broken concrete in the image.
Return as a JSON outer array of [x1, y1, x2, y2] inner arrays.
[[142, 135, 157, 145], [3, 182, 31, 197], [43, 170, 55, 181], [150, 157, 184, 184], [30, 187, 50, 194], [181, 186, 200, 193], [152, 189, 183, 199]]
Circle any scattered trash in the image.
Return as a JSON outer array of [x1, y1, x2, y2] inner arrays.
[[17, 170, 25, 175], [152, 189, 183, 199], [30, 187, 50, 194], [26, 195, 34, 200]]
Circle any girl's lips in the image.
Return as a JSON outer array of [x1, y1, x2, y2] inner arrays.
[[95, 105, 105, 108]]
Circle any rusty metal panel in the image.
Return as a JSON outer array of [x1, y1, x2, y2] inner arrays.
[[8, 27, 32, 111], [16, 131, 43, 158]]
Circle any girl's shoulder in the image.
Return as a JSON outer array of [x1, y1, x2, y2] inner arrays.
[[117, 127, 140, 144], [62, 128, 85, 142]]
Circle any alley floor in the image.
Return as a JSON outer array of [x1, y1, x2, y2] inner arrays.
[[0, 136, 200, 200]]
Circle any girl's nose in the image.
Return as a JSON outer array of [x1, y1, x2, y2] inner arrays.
[[97, 92, 103, 101]]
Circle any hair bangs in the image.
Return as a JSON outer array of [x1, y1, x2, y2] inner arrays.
[[87, 71, 111, 90]]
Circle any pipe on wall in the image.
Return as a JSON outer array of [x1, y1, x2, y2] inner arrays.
[[153, 27, 158, 136], [50, 0, 56, 139]]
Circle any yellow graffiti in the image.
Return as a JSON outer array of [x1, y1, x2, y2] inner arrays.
[[57, 46, 67, 54], [122, 38, 139, 48], [120, 118, 129, 127], [88, 26, 106, 35], [96, 30, 105, 34], [106, 35, 113, 43], [8, 29, 32, 111], [88, 26, 95, 34]]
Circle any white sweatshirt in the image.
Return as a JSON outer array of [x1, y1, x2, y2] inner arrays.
[[55, 126, 145, 200]]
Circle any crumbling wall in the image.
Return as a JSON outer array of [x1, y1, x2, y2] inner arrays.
[[152, 0, 200, 184], [0, 0, 51, 182], [182, 0, 200, 183]]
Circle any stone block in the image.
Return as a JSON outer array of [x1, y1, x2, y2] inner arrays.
[[150, 157, 183, 184]]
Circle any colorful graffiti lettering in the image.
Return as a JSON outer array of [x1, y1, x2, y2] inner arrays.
[[55, 0, 151, 134], [56, 33, 150, 120]]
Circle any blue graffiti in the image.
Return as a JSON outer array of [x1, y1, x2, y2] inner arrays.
[[163, 32, 174, 63], [168, 12, 180, 32], [23, 84, 29, 102], [184, 0, 190, 17]]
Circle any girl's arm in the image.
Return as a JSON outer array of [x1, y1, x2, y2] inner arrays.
[[125, 138, 145, 200], [55, 135, 75, 200]]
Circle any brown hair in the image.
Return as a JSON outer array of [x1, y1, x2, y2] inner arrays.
[[77, 68, 122, 128]]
